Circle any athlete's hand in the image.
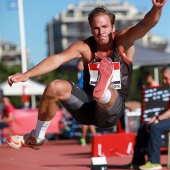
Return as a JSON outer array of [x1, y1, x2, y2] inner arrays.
[[152, 0, 167, 7], [8, 73, 29, 87]]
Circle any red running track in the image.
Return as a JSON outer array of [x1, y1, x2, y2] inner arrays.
[[0, 139, 169, 170]]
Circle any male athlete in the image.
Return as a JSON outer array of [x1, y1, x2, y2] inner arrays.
[[7, 0, 166, 149]]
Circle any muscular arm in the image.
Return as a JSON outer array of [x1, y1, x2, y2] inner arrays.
[[126, 4, 163, 43], [8, 41, 90, 86], [25, 43, 81, 77], [26, 41, 86, 77], [116, 0, 166, 60]]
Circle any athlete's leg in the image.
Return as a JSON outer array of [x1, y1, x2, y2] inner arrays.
[[38, 79, 72, 121], [96, 86, 117, 110], [33, 80, 72, 142], [7, 79, 72, 149], [94, 91, 124, 128], [60, 80, 97, 125], [93, 57, 118, 111]]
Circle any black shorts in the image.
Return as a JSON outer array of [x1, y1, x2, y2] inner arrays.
[[60, 81, 125, 128]]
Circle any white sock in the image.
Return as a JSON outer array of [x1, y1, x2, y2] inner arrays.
[[98, 89, 111, 104], [34, 120, 51, 143]]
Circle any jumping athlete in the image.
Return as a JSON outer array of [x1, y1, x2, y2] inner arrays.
[[7, 0, 166, 150]]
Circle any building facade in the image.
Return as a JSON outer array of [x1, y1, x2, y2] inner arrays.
[[0, 41, 29, 68]]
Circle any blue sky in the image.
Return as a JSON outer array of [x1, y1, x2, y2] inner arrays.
[[0, 0, 169, 67]]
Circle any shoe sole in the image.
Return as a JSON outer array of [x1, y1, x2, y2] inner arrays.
[[7, 136, 41, 150], [6, 136, 24, 149], [7, 140, 20, 149], [93, 57, 114, 99]]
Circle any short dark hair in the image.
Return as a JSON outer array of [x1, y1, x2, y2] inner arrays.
[[88, 6, 115, 26]]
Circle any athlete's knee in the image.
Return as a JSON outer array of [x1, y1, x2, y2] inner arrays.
[[45, 80, 68, 94], [44, 80, 72, 99]]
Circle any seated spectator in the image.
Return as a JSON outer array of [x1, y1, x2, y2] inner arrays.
[[0, 96, 15, 142], [128, 65, 170, 170]]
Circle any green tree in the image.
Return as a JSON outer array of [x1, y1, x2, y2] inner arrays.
[[0, 63, 21, 83]]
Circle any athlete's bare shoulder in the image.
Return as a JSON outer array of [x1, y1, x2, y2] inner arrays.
[[115, 27, 135, 61], [64, 37, 93, 63], [116, 26, 133, 46], [75, 38, 93, 63]]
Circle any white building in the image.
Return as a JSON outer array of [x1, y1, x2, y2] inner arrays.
[[0, 41, 29, 68]]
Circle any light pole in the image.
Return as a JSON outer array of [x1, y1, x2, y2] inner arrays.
[[18, 0, 30, 108], [17, 0, 27, 73]]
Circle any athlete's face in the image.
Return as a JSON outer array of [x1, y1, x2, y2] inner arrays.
[[162, 70, 170, 86], [90, 14, 115, 45]]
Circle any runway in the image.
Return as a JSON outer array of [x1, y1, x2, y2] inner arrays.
[[0, 139, 168, 170]]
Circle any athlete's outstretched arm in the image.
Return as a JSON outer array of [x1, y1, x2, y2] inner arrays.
[[121, 0, 166, 46], [8, 41, 86, 86]]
